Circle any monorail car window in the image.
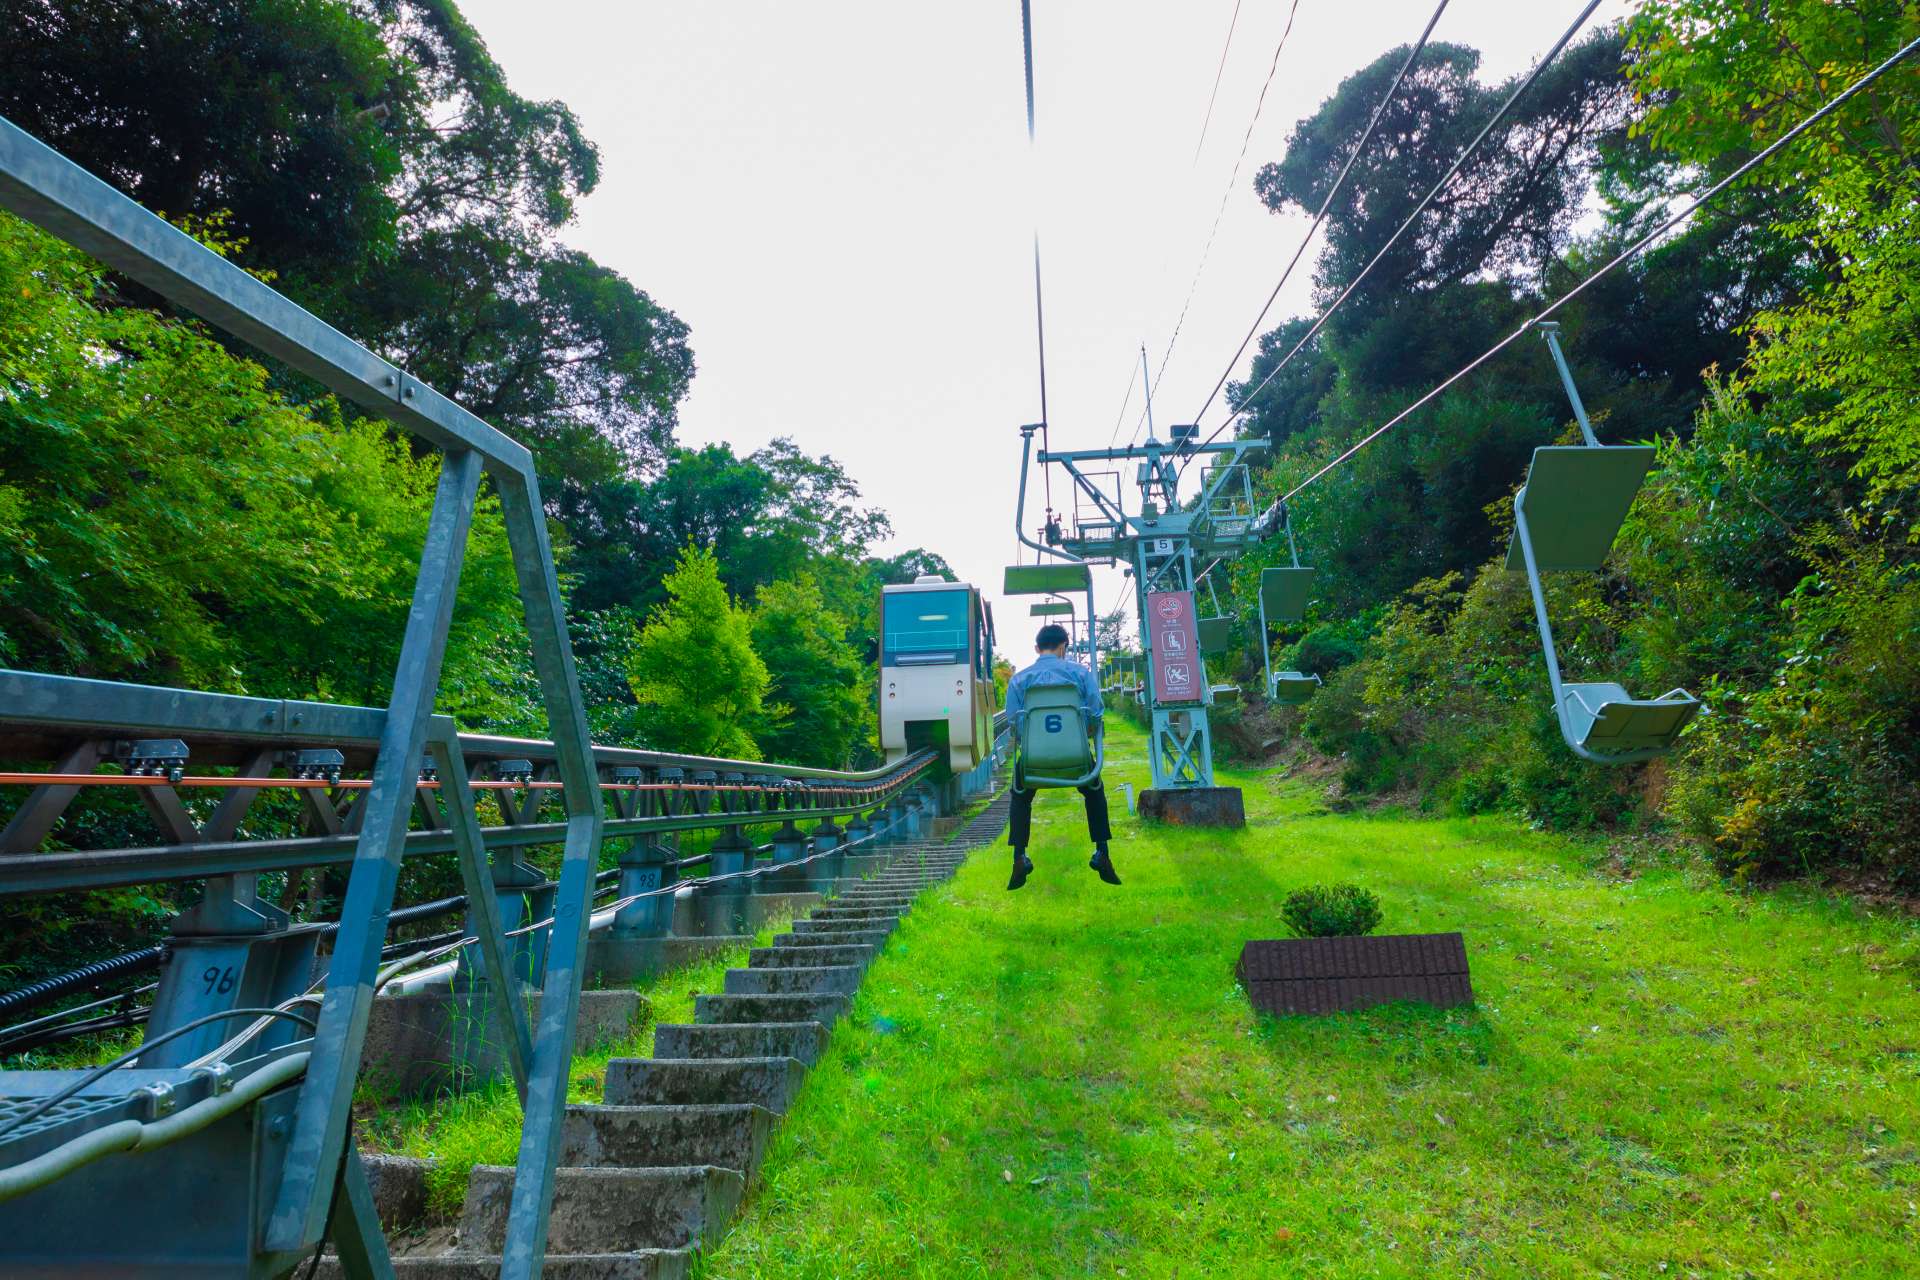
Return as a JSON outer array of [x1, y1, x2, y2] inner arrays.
[[883, 589, 970, 665]]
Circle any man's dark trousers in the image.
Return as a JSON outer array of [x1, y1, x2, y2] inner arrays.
[[1009, 777, 1112, 849]]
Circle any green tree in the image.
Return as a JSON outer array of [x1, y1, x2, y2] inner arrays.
[[1628, 0, 1920, 535], [0, 0, 694, 487], [0, 212, 521, 692], [751, 576, 867, 768], [626, 545, 768, 759]]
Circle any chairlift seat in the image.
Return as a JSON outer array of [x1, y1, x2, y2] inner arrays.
[[1259, 567, 1316, 623], [1210, 683, 1241, 706], [1197, 616, 1231, 655], [1269, 670, 1321, 706], [1004, 563, 1092, 595], [1561, 682, 1702, 755], [1505, 445, 1656, 572], [1014, 683, 1102, 789], [1029, 601, 1074, 617]]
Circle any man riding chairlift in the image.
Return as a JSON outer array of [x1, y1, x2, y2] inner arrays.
[[1003, 623, 1120, 890]]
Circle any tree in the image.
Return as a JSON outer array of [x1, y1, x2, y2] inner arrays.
[[1628, 0, 1920, 535], [0, 212, 522, 694], [560, 438, 895, 616], [626, 545, 768, 759], [0, 0, 694, 486], [751, 576, 867, 768], [1255, 33, 1634, 317]]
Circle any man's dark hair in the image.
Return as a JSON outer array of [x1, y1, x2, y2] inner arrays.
[[1035, 624, 1069, 651]]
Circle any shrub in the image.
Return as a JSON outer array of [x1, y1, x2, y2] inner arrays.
[[1280, 884, 1383, 938]]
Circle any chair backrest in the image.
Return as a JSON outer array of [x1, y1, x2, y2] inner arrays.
[[1196, 616, 1231, 655], [1019, 682, 1093, 776]]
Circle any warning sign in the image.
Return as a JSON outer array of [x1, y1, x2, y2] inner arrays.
[[1148, 590, 1201, 704]]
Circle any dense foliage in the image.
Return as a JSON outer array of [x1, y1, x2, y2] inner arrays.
[[1215, 4, 1920, 883], [0, 1, 946, 986]]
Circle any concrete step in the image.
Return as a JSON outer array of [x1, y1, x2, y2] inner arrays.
[[317, 1252, 690, 1279], [772, 928, 888, 950], [811, 905, 906, 921], [791, 916, 895, 936], [694, 991, 849, 1028], [560, 1104, 771, 1178], [722, 964, 861, 996], [604, 1056, 806, 1114], [652, 1021, 828, 1066], [460, 1165, 742, 1254], [748, 947, 871, 973]]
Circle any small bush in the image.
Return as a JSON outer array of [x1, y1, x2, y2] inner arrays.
[[1280, 884, 1383, 938]]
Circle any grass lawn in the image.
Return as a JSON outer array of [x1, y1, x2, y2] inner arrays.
[[698, 718, 1920, 1279]]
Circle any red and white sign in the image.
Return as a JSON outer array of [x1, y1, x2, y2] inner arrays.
[[1148, 590, 1201, 704]]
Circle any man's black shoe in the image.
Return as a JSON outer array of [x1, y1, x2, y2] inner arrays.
[[1007, 850, 1035, 891], [1089, 849, 1121, 885]]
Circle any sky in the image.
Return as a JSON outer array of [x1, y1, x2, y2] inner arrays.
[[458, 0, 1633, 655]]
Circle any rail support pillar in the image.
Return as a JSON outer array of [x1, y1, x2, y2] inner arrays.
[[810, 819, 845, 893], [768, 819, 809, 892], [699, 823, 754, 936]]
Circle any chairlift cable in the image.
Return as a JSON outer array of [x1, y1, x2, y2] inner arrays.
[[1185, 0, 1603, 463], [1106, 351, 1142, 448], [1188, 0, 1451, 432], [1130, 0, 1305, 450], [1020, 0, 1054, 515], [1262, 30, 1920, 514], [1192, 0, 1248, 165]]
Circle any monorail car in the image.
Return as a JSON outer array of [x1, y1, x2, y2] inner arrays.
[[879, 575, 996, 772]]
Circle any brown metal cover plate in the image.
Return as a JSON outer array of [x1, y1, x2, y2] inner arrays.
[[1236, 932, 1473, 1015]]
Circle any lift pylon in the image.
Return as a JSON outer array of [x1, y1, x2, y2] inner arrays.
[[1015, 423, 1264, 826]]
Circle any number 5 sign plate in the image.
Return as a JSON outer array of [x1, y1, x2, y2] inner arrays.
[[1147, 590, 1202, 705]]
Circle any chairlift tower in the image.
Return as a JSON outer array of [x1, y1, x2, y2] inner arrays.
[[1010, 423, 1265, 826]]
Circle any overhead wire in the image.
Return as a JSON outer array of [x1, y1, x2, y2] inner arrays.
[[1188, 0, 1452, 435], [1191, 0, 1247, 164], [1190, 0, 1603, 459], [1129, 0, 1305, 449], [1262, 29, 1920, 515], [1019, 0, 1054, 515]]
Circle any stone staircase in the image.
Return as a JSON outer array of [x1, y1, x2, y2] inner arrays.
[[335, 786, 1010, 1278]]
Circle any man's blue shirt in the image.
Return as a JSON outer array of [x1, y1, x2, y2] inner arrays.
[[1005, 654, 1103, 728]]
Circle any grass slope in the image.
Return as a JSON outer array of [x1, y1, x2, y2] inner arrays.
[[700, 719, 1920, 1278]]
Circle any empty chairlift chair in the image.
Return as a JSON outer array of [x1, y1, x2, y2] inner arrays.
[[1508, 324, 1702, 762], [1257, 509, 1322, 704]]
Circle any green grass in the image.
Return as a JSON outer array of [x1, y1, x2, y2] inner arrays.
[[699, 718, 1920, 1279]]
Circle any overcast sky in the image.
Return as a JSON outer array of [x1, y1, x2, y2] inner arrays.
[[459, 0, 1631, 653]]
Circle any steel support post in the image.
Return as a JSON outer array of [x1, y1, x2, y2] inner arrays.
[[492, 466, 606, 1280], [266, 448, 482, 1255]]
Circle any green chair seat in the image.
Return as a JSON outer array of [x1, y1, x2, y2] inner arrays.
[[1270, 670, 1321, 706], [1029, 601, 1074, 616], [1561, 682, 1702, 755], [1004, 563, 1092, 595], [1210, 683, 1241, 706]]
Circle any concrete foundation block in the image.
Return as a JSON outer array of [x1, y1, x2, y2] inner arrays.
[[1139, 785, 1246, 828], [587, 934, 750, 986], [362, 988, 643, 1101], [362, 1153, 436, 1230]]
